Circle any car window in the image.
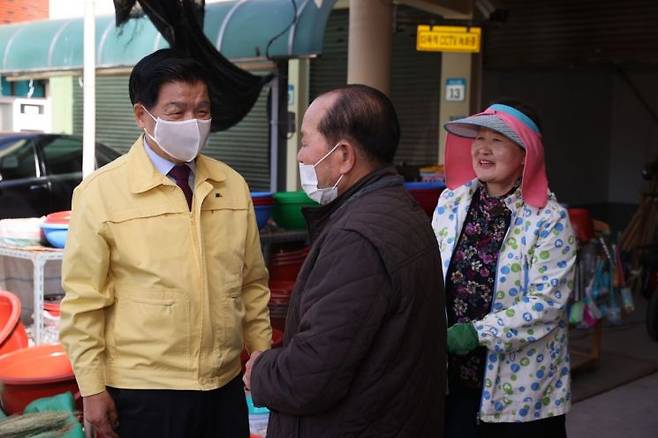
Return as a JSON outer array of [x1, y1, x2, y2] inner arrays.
[[96, 143, 121, 167], [42, 136, 83, 175], [0, 139, 37, 180]]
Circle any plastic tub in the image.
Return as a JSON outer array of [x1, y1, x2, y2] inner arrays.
[[0, 291, 29, 357], [255, 204, 274, 230], [251, 192, 274, 199], [253, 198, 275, 206], [269, 249, 307, 281], [403, 181, 445, 191], [44, 210, 71, 225], [44, 302, 61, 317], [40, 223, 68, 248], [568, 208, 594, 242], [269, 280, 295, 296], [273, 192, 316, 230], [0, 344, 79, 414], [0, 217, 43, 247], [404, 181, 445, 217]]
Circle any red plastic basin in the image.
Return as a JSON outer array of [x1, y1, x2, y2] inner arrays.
[[0, 344, 79, 414], [43, 302, 61, 317], [0, 290, 29, 357], [269, 280, 294, 295], [269, 258, 305, 281], [408, 188, 444, 217], [568, 208, 594, 242], [45, 210, 72, 225]]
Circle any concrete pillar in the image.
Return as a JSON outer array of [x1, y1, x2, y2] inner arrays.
[[347, 0, 393, 96], [50, 76, 74, 134], [285, 58, 310, 191], [438, 52, 472, 164]]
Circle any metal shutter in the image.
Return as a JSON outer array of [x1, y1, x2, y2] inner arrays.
[[390, 7, 441, 166], [73, 75, 271, 191], [484, 0, 658, 68], [73, 76, 141, 154], [309, 7, 441, 166]]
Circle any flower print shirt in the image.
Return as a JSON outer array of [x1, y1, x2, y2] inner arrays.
[[446, 186, 512, 390], [432, 179, 577, 423]]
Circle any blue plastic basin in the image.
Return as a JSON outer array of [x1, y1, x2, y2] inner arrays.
[[254, 204, 274, 230], [40, 224, 68, 249], [403, 181, 445, 190], [251, 191, 274, 199]]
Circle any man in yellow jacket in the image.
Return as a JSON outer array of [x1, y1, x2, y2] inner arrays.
[[59, 49, 271, 438]]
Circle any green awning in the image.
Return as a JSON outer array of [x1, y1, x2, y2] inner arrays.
[[0, 0, 336, 75]]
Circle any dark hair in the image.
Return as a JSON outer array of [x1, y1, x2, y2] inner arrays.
[[492, 98, 543, 132], [129, 48, 209, 109], [317, 84, 400, 164]]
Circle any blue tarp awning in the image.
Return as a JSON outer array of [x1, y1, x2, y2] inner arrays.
[[0, 0, 335, 75]]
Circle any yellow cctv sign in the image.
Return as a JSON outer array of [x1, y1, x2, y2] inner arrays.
[[416, 25, 481, 53]]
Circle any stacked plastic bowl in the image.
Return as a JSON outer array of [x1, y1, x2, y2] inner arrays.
[[268, 246, 309, 282], [268, 280, 295, 330], [403, 181, 446, 217], [40, 211, 71, 248], [272, 191, 316, 230], [267, 245, 309, 329], [251, 192, 275, 230], [0, 343, 79, 414]]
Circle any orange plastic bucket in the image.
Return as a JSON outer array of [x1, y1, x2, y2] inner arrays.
[[43, 302, 61, 317], [0, 290, 29, 356], [0, 343, 79, 414]]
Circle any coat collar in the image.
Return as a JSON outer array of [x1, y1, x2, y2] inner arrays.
[[452, 179, 525, 213], [128, 136, 226, 194], [303, 165, 403, 242]]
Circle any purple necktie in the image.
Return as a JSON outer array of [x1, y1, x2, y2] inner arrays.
[[168, 165, 193, 210]]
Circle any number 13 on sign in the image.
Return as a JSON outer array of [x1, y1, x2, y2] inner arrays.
[[445, 78, 466, 102]]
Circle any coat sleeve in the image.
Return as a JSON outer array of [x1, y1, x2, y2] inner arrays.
[[59, 185, 113, 397], [474, 207, 577, 353], [241, 185, 272, 353], [250, 230, 390, 415]]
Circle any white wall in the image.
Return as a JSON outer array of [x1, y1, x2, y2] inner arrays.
[[49, 0, 231, 19], [49, 0, 116, 19]]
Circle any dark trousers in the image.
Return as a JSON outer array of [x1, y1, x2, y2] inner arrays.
[[107, 375, 249, 438], [445, 389, 567, 438]]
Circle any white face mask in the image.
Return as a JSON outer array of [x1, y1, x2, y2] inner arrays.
[[142, 106, 212, 162], [298, 142, 344, 205]]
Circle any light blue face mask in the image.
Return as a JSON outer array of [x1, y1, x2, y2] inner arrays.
[[298, 142, 344, 205]]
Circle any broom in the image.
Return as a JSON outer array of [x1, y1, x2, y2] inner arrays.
[[0, 411, 74, 437]]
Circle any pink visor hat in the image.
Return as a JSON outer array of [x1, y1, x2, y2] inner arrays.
[[443, 104, 549, 208]]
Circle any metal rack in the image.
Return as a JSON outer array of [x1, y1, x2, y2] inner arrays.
[[569, 229, 620, 372], [0, 229, 308, 346], [0, 245, 64, 345]]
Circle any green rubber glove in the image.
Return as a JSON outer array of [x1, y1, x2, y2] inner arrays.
[[447, 322, 479, 355]]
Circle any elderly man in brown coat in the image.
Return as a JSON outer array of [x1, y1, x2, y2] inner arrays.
[[244, 84, 447, 438]]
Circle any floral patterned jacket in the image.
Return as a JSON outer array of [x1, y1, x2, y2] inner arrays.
[[432, 179, 577, 422]]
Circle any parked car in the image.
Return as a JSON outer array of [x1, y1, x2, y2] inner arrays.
[[0, 133, 121, 219]]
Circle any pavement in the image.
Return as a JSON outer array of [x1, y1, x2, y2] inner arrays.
[[567, 294, 658, 437]]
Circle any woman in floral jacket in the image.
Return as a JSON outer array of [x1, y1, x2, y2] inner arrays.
[[432, 101, 576, 438]]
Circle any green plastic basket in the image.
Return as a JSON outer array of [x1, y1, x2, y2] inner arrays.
[[272, 191, 317, 230]]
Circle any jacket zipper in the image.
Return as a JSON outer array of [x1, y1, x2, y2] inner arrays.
[[476, 206, 518, 425]]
